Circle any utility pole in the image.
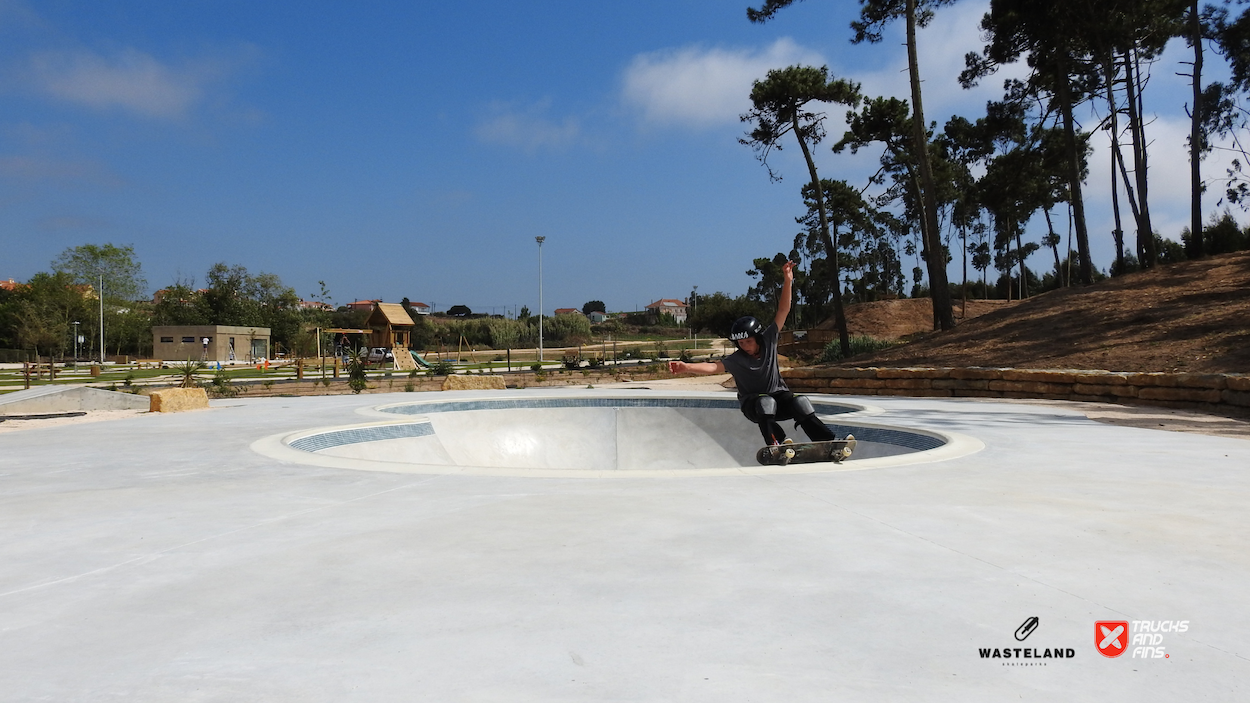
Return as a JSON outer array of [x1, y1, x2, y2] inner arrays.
[[536, 236, 545, 362], [98, 274, 105, 364]]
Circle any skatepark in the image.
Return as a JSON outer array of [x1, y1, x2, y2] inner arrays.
[[2, 383, 1247, 701]]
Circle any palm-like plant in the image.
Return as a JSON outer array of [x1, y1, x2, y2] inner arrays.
[[173, 358, 208, 388], [343, 347, 369, 394]]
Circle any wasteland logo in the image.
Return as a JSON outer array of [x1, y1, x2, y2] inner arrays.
[[978, 618, 1076, 665]]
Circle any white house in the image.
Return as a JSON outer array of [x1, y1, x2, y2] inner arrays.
[[645, 299, 688, 324]]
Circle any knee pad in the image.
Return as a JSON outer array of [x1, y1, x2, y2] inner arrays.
[[755, 395, 778, 417], [791, 395, 816, 418]]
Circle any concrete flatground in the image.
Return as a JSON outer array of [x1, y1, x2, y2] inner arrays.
[[1, 389, 1247, 701]]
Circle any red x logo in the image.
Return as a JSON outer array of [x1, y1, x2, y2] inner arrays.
[[1096, 621, 1130, 658]]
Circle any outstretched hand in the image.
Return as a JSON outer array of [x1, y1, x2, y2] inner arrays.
[[782, 259, 796, 282], [668, 360, 686, 374]]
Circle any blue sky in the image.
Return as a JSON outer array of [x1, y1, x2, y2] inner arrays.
[[1, 0, 1239, 315]]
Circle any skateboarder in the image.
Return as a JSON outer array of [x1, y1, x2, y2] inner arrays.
[[669, 260, 836, 446]]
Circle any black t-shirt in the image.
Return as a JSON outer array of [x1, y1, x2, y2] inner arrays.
[[722, 322, 787, 402]]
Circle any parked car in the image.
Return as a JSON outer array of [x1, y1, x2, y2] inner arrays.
[[367, 347, 394, 363]]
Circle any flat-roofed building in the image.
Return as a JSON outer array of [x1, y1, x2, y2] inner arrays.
[[151, 325, 271, 363]]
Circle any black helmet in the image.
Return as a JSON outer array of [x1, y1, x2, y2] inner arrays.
[[729, 316, 764, 342]]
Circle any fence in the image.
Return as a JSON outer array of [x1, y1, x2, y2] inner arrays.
[[777, 330, 837, 356], [0, 348, 33, 363]]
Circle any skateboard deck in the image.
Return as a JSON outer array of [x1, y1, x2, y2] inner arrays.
[[756, 435, 856, 466]]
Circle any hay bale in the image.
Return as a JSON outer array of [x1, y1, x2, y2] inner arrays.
[[149, 388, 210, 412], [442, 375, 506, 391]]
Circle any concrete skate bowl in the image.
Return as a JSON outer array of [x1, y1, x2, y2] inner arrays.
[[258, 394, 983, 477]]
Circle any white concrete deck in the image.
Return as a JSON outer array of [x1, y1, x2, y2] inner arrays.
[[1, 389, 1247, 701]]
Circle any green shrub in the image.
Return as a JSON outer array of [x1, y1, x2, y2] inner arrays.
[[818, 335, 897, 363], [431, 359, 454, 376], [544, 313, 592, 345], [209, 369, 240, 398]]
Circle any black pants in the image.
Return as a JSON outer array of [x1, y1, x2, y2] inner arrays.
[[740, 390, 836, 445]]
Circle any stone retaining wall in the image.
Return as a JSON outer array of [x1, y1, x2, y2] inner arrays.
[[782, 367, 1250, 413]]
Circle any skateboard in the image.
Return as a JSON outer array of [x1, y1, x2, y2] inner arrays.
[[756, 435, 856, 466]]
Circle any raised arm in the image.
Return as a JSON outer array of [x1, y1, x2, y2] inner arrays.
[[774, 260, 795, 330]]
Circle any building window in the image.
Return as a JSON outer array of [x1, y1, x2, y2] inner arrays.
[[182, 337, 196, 343], [160, 337, 174, 343]]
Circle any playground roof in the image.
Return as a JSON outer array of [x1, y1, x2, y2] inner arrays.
[[366, 303, 415, 328]]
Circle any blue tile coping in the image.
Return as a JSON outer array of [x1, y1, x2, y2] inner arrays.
[[287, 397, 944, 454]]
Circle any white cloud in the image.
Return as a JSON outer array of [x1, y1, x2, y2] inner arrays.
[[621, 37, 827, 127], [0, 154, 120, 186], [27, 48, 229, 119], [474, 100, 581, 153]]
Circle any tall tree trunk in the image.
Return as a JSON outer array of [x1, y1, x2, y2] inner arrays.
[[1055, 60, 1095, 285], [792, 113, 850, 357], [1188, 0, 1205, 259], [1044, 209, 1062, 285], [1112, 115, 1145, 252], [960, 225, 968, 318], [905, 0, 956, 331], [1016, 229, 1027, 298], [1124, 48, 1157, 267], [1105, 58, 1127, 274], [1066, 203, 1075, 286]]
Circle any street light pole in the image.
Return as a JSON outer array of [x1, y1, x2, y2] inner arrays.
[[98, 274, 105, 364], [536, 236, 545, 362], [72, 321, 80, 362]]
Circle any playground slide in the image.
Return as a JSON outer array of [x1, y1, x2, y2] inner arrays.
[[410, 350, 432, 369]]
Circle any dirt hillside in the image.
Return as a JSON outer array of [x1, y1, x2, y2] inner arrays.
[[821, 298, 1019, 340], [834, 250, 1250, 374]]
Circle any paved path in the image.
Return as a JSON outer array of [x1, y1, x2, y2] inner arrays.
[[0, 390, 1246, 701]]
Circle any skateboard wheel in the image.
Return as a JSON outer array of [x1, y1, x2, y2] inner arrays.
[[784, 448, 795, 459]]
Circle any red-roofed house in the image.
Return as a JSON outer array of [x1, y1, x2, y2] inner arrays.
[[347, 299, 382, 312], [645, 299, 688, 324]]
